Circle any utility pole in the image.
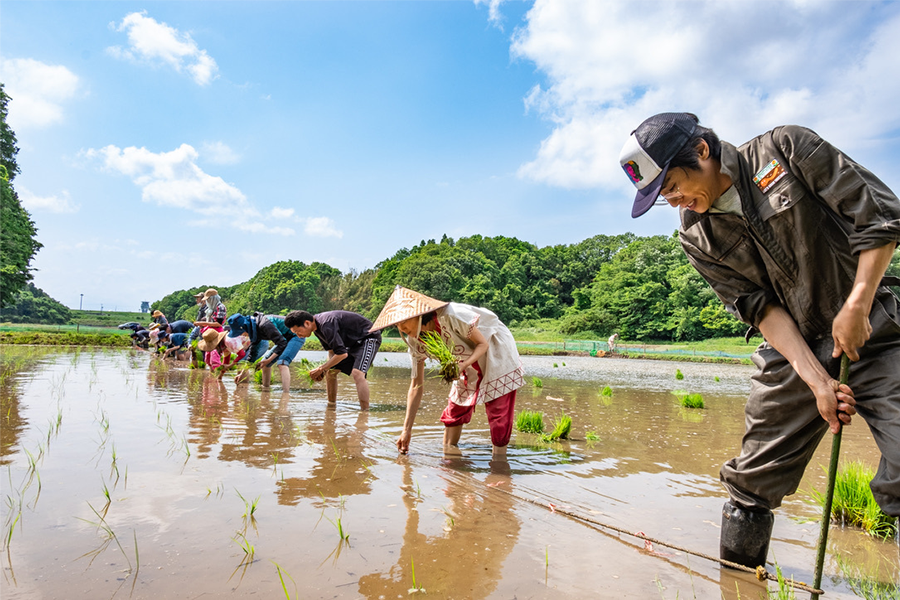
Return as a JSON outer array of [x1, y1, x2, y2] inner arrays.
[[79, 294, 83, 310], [78, 294, 83, 333]]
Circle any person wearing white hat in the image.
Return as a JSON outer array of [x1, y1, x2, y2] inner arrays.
[[370, 286, 525, 457]]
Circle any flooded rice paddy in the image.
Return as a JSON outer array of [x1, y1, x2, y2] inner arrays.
[[1, 346, 897, 599]]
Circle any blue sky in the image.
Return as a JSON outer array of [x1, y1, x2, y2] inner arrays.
[[3, 1, 900, 311]]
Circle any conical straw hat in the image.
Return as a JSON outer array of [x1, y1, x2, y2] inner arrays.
[[369, 286, 449, 332]]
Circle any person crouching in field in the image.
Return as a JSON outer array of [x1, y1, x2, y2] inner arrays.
[[227, 313, 295, 388], [369, 286, 525, 457], [284, 309, 381, 410], [159, 329, 191, 360], [197, 328, 245, 380]]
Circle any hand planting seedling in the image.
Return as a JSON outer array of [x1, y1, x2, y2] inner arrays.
[[420, 331, 460, 384]]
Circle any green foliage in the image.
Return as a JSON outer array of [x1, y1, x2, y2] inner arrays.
[[0, 284, 71, 324], [813, 460, 898, 539], [228, 260, 340, 315], [585, 431, 600, 442], [0, 84, 19, 181], [514, 410, 544, 434], [1, 169, 41, 308], [145, 231, 749, 343], [531, 376, 543, 388], [675, 368, 684, 380], [599, 386, 613, 396], [673, 390, 705, 408], [541, 414, 572, 442], [421, 331, 460, 384]]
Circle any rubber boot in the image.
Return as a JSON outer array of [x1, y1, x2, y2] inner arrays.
[[720, 501, 774, 568]]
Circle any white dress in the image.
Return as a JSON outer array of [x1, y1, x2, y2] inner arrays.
[[407, 303, 525, 407]]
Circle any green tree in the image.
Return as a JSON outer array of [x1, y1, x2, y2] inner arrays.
[[1, 167, 42, 308], [0, 84, 19, 182], [0, 283, 71, 324]]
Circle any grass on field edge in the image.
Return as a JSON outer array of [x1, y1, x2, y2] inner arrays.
[[0, 330, 752, 363]]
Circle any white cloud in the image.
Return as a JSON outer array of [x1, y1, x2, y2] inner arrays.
[[107, 11, 219, 86], [269, 206, 295, 219], [201, 141, 241, 165], [0, 58, 80, 128], [83, 143, 295, 236], [18, 186, 80, 213], [508, 1, 900, 192], [302, 217, 343, 239], [474, 0, 507, 30]]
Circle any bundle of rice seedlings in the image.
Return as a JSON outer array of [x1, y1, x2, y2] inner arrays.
[[813, 460, 898, 539], [541, 414, 572, 442], [599, 386, 613, 397], [586, 431, 600, 442], [672, 390, 704, 409], [675, 368, 684, 380], [188, 360, 207, 370], [420, 331, 460, 384], [296, 358, 324, 386], [514, 410, 544, 434], [531, 376, 543, 388]]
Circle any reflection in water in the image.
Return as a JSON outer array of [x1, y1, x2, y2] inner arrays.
[[0, 348, 894, 600], [358, 459, 519, 599], [277, 405, 373, 504]]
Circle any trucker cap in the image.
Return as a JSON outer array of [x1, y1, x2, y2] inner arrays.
[[619, 112, 698, 218]]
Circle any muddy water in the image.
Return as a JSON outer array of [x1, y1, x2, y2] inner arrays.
[[1, 347, 896, 599]]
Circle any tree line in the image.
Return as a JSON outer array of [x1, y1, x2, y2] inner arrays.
[[150, 231, 899, 342]]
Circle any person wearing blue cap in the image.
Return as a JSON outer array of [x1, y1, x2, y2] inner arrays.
[[227, 312, 303, 388], [620, 113, 900, 567]]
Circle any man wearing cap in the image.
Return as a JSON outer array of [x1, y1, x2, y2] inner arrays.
[[619, 113, 900, 567], [284, 310, 381, 410]]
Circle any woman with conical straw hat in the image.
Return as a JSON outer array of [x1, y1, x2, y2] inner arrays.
[[370, 286, 525, 457]]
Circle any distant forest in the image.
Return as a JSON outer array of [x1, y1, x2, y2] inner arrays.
[[150, 232, 900, 342]]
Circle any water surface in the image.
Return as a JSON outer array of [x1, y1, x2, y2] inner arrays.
[[1, 347, 896, 599]]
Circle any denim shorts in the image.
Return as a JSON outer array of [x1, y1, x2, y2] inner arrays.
[[262, 335, 306, 366]]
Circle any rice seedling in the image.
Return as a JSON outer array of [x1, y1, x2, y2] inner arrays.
[[324, 510, 350, 541], [420, 331, 460, 384], [76, 502, 133, 572], [714, 376, 720, 382], [675, 368, 684, 380], [232, 531, 255, 562], [812, 460, 898, 539], [541, 414, 572, 442], [188, 361, 207, 369], [531, 376, 543, 388], [562, 362, 566, 366], [769, 563, 797, 599], [408, 557, 425, 594], [836, 555, 900, 600], [672, 390, 705, 409], [599, 386, 613, 397], [235, 489, 261, 518], [514, 410, 545, 434], [296, 358, 324, 386], [585, 431, 600, 442], [270, 560, 299, 600], [552, 362, 558, 368]]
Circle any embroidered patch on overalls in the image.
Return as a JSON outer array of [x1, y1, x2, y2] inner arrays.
[[754, 159, 787, 193]]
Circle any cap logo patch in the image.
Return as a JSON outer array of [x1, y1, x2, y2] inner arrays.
[[622, 161, 643, 184], [754, 159, 786, 193]]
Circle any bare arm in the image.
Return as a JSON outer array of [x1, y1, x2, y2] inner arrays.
[[832, 242, 897, 361], [458, 325, 489, 371], [397, 359, 426, 454], [758, 304, 856, 434], [309, 350, 348, 381]]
